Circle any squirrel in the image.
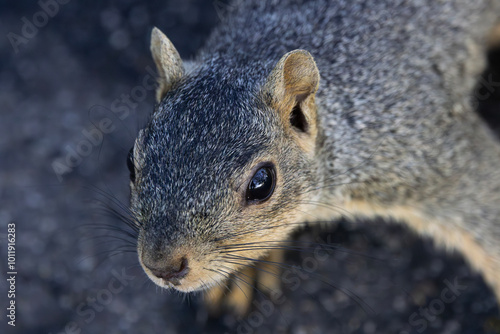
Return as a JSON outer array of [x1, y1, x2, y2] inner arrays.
[[127, 0, 500, 316]]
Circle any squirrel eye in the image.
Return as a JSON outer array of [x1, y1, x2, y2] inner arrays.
[[246, 165, 276, 203], [127, 147, 136, 183]]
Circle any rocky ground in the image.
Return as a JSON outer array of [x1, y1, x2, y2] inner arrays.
[[1, 1, 500, 333]]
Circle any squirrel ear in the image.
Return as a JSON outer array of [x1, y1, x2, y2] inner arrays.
[[150, 27, 184, 102], [263, 50, 320, 152]]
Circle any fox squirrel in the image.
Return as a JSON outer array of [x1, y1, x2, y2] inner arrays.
[[128, 0, 500, 316]]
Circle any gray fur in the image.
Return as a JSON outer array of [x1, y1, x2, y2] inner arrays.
[[131, 0, 500, 299]]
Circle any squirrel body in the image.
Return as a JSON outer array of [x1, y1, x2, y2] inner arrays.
[[129, 0, 500, 313]]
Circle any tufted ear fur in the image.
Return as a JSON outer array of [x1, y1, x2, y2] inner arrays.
[[150, 27, 184, 102], [262, 49, 320, 153]]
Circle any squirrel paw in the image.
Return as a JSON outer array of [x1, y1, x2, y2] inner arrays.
[[203, 249, 284, 317]]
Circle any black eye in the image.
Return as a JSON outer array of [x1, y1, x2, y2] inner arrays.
[[127, 147, 135, 182], [246, 165, 276, 203]]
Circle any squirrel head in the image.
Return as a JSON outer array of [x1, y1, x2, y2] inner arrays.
[[130, 27, 321, 292]]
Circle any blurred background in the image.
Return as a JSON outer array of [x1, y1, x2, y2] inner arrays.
[[1, 1, 500, 333]]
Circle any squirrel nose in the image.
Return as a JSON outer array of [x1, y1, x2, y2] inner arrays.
[[147, 257, 190, 284]]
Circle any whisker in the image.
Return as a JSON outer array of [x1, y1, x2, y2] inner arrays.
[[222, 259, 342, 320], [222, 254, 374, 315], [92, 203, 140, 232], [202, 267, 233, 296], [82, 233, 137, 246], [295, 199, 356, 220], [85, 184, 134, 217], [205, 267, 250, 302], [219, 240, 386, 262], [79, 224, 138, 238], [210, 221, 312, 243], [85, 249, 137, 270]]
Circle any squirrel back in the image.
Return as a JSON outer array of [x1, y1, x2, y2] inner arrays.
[[129, 0, 500, 310]]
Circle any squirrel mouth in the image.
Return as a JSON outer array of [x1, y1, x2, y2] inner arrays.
[[143, 270, 199, 292], [140, 256, 228, 293], [160, 277, 182, 287], [147, 274, 214, 293]]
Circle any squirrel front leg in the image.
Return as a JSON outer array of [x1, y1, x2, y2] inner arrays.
[[204, 249, 285, 317], [204, 265, 256, 317]]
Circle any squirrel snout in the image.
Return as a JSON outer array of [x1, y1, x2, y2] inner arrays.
[[144, 257, 190, 285]]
